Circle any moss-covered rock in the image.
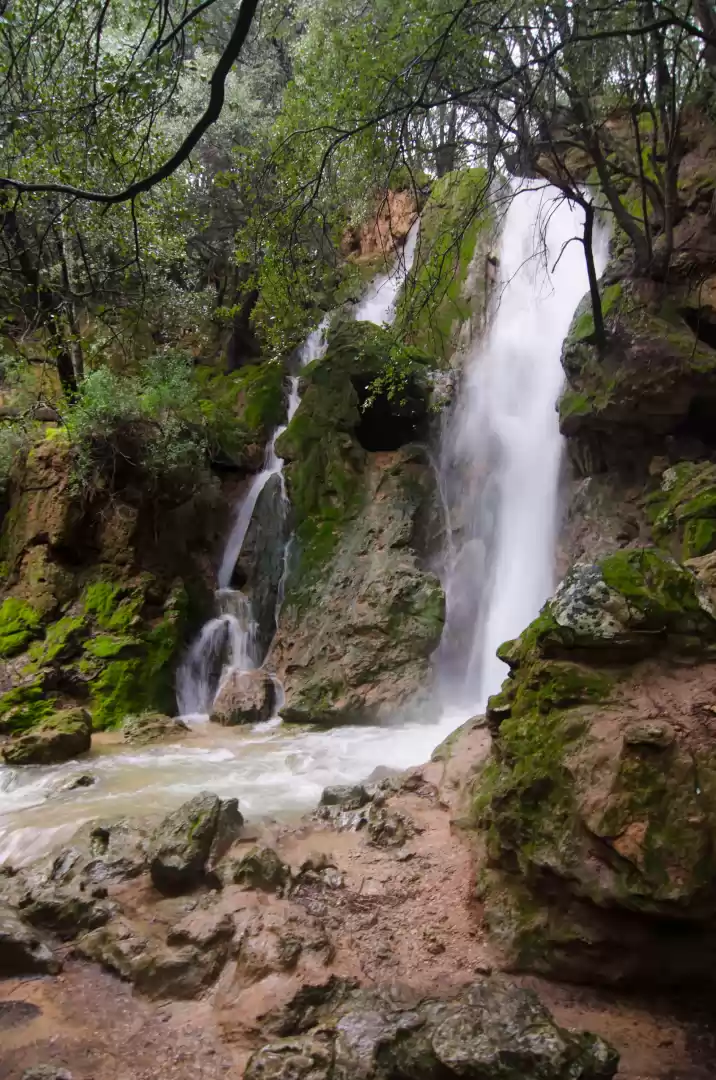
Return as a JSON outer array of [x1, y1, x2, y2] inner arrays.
[[0, 597, 43, 657], [475, 547, 716, 985], [2, 707, 91, 765], [558, 276, 716, 471], [122, 712, 189, 745], [646, 460, 716, 559], [398, 167, 495, 361]]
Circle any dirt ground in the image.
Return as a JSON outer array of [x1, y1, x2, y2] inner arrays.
[[1, 725, 715, 1080]]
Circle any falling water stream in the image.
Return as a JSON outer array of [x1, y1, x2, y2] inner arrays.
[[0, 195, 605, 864]]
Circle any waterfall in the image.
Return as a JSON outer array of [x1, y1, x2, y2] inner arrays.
[[436, 183, 608, 713], [176, 220, 419, 721]]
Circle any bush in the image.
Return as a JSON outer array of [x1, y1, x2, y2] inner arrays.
[[66, 351, 208, 497]]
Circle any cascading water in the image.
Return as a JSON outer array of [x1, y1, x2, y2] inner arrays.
[[436, 182, 608, 712], [0, 196, 605, 866], [176, 219, 421, 721], [176, 317, 331, 719]]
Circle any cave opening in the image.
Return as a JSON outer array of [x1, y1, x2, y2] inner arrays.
[[351, 376, 427, 451], [681, 307, 716, 352], [676, 395, 716, 449]]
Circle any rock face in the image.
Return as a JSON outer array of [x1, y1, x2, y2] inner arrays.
[[234, 472, 290, 662], [148, 792, 243, 894], [2, 707, 91, 765], [210, 668, 276, 725], [269, 323, 444, 725], [476, 546, 716, 985], [244, 976, 618, 1080]]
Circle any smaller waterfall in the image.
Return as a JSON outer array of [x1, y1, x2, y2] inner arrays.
[[353, 220, 420, 324], [437, 183, 609, 713], [177, 217, 420, 723]]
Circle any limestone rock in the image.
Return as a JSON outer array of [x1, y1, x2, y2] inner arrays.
[[320, 784, 371, 810], [122, 712, 190, 744], [77, 912, 231, 1000], [2, 708, 91, 766], [225, 846, 290, 892], [476, 547, 716, 985], [0, 819, 148, 939], [234, 472, 290, 662], [210, 669, 276, 726], [148, 792, 243, 894], [245, 976, 618, 1080], [0, 903, 61, 975], [21, 1068, 73, 1080]]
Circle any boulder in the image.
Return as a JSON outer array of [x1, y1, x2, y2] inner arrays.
[[320, 784, 371, 810], [0, 903, 61, 975], [476, 547, 716, 985], [2, 707, 91, 766], [210, 669, 276, 726], [244, 976, 618, 1080], [224, 845, 290, 892], [122, 712, 190, 744], [148, 792, 243, 894], [77, 908, 234, 1000]]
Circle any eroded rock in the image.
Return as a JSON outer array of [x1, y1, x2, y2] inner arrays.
[[122, 712, 190, 744], [245, 976, 618, 1080], [148, 792, 243, 894], [0, 903, 61, 975], [210, 669, 276, 726], [2, 708, 91, 766]]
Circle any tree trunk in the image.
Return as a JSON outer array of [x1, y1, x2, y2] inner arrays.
[[582, 203, 606, 356]]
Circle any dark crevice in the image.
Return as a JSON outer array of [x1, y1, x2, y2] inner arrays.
[[351, 376, 427, 452], [674, 396, 716, 449], [681, 307, 716, 352]]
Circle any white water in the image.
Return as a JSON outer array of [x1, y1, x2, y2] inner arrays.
[[0, 197, 602, 863], [353, 220, 420, 324], [436, 183, 608, 710]]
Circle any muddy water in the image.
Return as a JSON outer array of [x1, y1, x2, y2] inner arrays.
[[0, 709, 466, 866]]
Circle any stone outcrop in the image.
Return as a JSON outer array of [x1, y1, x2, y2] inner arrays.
[[2, 706, 91, 765], [475, 546, 716, 985], [148, 791, 244, 894], [210, 668, 276, 725], [270, 321, 444, 725], [244, 976, 618, 1080], [0, 903, 61, 975]]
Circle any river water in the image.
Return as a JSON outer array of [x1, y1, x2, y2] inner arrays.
[[0, 193, 604, 864]]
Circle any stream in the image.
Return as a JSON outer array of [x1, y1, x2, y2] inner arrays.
[[0, 189, 604, 866]]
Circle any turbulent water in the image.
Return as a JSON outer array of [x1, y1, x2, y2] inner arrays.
[[0, 194, 605, 863]]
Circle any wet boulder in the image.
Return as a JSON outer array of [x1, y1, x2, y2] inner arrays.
[[122, 712, 190, 744], [148, 792, 243, 894], [0, 903, 61, 975], [223, 845, 290, 892], [2, 707, 91, 766], [320, 784, 371, 810], [210, 669, 276, 726], [244, 976, 618, 1080]]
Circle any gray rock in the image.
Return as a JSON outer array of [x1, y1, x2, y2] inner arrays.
[[61, 773, 96, 791], [122, 712, 190, 745], [225, 846, 290, 892], [245, 975, 618, 1080], [236, 472, 291, 662], [320, 784, 371, 810], [210, 669, 276, 726], [0, 903, 61, 975], [148, 792, 243, 894]]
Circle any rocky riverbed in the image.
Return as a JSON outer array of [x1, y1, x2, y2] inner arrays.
[[1, 719, 715, 1080]]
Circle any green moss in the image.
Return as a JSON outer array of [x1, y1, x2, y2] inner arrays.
[[0, 597, 43, 657], [26, 614, 86, 666], [0, 681, 57, 734], [88, 587, 186, 729], [83, 634, 139, 659], [601, 548, 709, 632], [398, 167, 493, 360], [648, 461, 716, 560], [81, 581, 144, 633]]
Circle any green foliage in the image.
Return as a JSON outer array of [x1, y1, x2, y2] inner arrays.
[[0, 597, 43, 657]]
